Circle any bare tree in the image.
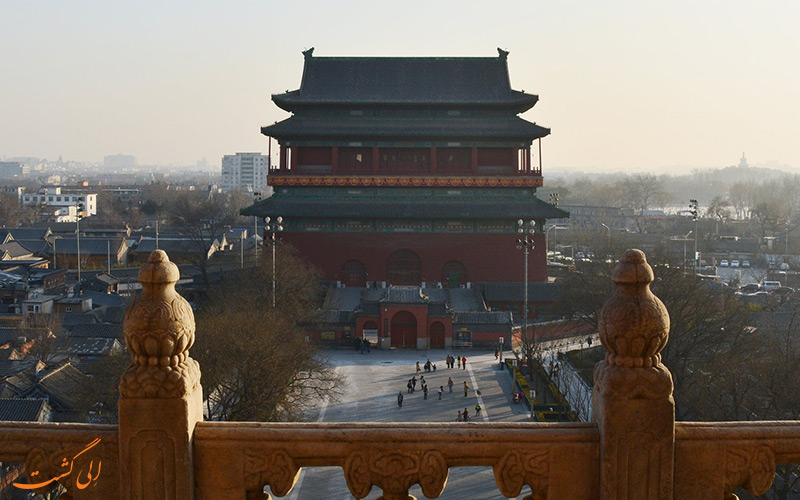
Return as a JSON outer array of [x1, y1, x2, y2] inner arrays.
[[193, 246, 343, 422]]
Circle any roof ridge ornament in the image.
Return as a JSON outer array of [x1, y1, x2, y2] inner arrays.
[[497, 47, 509, 60], [303, 47, 315, 60]]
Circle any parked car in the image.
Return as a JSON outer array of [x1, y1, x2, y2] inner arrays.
[[740, 283, 760, 293], [762, 281, 782, 292], [720, 260, 729, 267], [731, 260, 740, 268], [741, 260, 750, 268], [780, 263, 790, 270]]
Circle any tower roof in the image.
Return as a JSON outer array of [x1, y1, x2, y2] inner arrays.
[[272, 49, 539, 112]]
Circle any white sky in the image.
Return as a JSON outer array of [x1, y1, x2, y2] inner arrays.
[[2, 1, 798, 173]]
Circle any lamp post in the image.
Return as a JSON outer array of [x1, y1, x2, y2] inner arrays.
[[600, 223, 611, 253], [546, 225, 557, 260], [76, 199, 84, 284], [254, 192, 263, 262], [689, 199, 699, 273], [681, 231, 693, 275], [264, 216, 284, 307], [516, 218, 536, 390]]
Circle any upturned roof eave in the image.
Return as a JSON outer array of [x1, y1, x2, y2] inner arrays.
[[271, 93, 538, 113]]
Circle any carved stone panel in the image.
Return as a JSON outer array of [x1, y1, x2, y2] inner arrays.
[[244, 448, 300, 499], [344, 449, 448, 500], [493, 448, 549, 499]]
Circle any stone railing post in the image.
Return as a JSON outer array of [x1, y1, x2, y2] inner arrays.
[[593, 249, 674, 500], [119, 250, 203, 500]]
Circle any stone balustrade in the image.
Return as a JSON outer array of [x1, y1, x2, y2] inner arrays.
[[0, 248, 798, 500]]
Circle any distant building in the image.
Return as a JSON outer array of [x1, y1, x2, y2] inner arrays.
[[20, 187, 97, 221], [0, 162, 29, 178], [221, 153, 269, 192], [103, 154, 136, 169]]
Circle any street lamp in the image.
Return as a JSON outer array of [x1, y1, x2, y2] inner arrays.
[[600, 223, 611, 253], [516, 218, 536, 394], [681, 231, 693, 275], [689, 199, 699, 273], [264, 216, 284, 307], [76, 199, 84, 285]]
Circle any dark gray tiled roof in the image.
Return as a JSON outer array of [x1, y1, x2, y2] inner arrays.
[[77, 291, 126, 309], [272, 53, 538, 109], [0, 359, 36, 378], [315, 310, 355, 324], [134, 238, 208, 255], [0, 327, 27, 345], [0, 227, 51, 241], [0, 241, 35, 258], [63, 323, 123, 339], [54, 337, 120, 356], [263, 115, 549, 141], [44, 237, 126, 256], [381, 286, 429, 304], [481, 282, 564, 302], [244, 196, 569, 220], [0, 398, 50, 422], [454, 311, 513, 325]]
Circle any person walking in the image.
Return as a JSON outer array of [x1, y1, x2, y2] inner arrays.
[[412, 376, 417, 392], [463, 381, 469, 397], [457, 356, 461, 369], [475, 403, 482, 416], [407, 379, 413, 393], [397, 392, 404, 408], [423, 385, 429, 400], [463, 408, 470, 421], [462, 356, 467, 370], [438, 386, 444, 400], [448, 377, 454, 393], [457, 410, 463, 422]]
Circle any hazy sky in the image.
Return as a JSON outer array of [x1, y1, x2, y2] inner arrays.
[[2, 1, 798, 173]]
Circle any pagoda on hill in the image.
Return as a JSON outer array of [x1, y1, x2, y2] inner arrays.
[[245, 48, 567, 288]]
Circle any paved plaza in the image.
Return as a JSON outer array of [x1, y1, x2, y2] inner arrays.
[[282, 348, 534, 500]]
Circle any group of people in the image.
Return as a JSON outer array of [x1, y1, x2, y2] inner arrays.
[[356, 337, 371, 354], [444, 354, 467, 370], [398, 358, 471, 408], [456, 403, 481, 422]]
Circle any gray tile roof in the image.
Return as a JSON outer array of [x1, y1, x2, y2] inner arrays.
[[0, 398, 50, 422], [0, 241, 35, 258], [454, 311, 513, 325], [481, 282, 564, 302], [271, 52, 538, 109], [244, 196, 569, 220], [63, 323, 123, 339], [381, 286, 429, 304], [44, 237, 126, 256], [54, 337, 121, 356], [263, 115, 549, 141], [448, 288, 485, 311]]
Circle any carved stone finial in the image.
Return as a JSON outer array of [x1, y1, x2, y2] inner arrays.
[[593, 249, 675, 499], [120, 250, 200, 399], [599, 249, 669, 369]]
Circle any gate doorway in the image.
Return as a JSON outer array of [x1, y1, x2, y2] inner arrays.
[[429, 321, 445, 348], [391, 311, 417, 348]]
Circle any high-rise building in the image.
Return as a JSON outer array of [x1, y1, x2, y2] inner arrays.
[[221, 153, 269, 192]]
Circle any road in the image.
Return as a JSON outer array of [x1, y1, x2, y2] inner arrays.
[[280, 348, 534, 500]]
